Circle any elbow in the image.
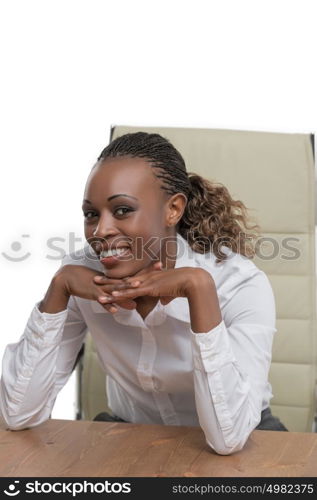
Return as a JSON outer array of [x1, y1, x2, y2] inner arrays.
[[0, 406, 49, 431], [206, 435, 249, 456], [3, 416, 48, 431], [1, 414, 34, 431], [0, 413, 26, 431], [8, 416, 40, 431], [5, 422, 30, 432]]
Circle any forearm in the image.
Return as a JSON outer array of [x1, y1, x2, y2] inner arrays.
[[39, 276, 70, 314], [192, 352, 258, 454], [187, 273, 222, 333], [0, 349, 65, 430], [186, 272, 255, 454], [186, 269, 276, 454], [0, 303, 69, 430], [191, 320, 264, 454]]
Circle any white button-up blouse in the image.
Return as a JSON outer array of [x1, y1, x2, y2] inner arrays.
[[0, 233, 276, 455]]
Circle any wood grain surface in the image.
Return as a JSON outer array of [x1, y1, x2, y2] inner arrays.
[[0, 419, 317, 477]]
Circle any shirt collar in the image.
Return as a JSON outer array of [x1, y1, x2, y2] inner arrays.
[[113, 233, 196, 327]]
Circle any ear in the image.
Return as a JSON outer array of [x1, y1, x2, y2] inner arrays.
[[165, 193, 187, 227]]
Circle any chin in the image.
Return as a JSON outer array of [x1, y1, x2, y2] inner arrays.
[[104, 262, 147, 279]]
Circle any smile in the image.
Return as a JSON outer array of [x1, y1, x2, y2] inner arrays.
[[99, 247, 129, 258], [99, 247, 133, 266]]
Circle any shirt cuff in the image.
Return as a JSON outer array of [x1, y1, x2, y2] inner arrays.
[[190, 320, 237, 372], [23, 301, 69, 347], [34, 300, 69, 319]]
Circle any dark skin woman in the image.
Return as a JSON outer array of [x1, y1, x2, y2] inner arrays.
[[39, 157, 222, 332], [1, 132, 287, 455]]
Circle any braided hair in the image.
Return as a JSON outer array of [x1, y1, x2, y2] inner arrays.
[[97, 132, 260, 263]]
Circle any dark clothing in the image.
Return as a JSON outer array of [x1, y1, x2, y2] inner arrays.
[[255, 407, 288, 431], [94, 412, 126, 423]]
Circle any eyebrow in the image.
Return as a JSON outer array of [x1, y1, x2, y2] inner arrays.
[[83, 194, 138, 205]]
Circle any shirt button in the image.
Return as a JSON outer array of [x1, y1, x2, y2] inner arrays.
[[153, 381, 160, 392], [22, 368, 32, 377], [213, 394, 224, 404], [198, 336, 211, 346]]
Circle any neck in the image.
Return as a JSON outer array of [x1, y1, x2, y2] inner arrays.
[[159, 233, 178, 271], [136, 233, 178, 308]]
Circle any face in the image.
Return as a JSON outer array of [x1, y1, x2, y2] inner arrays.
[[82, 156, 186, 279]]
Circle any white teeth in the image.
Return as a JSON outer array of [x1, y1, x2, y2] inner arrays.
[[100, 247, 129, 258]]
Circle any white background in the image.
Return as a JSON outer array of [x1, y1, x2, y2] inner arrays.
[[0, 0, 316, 420]]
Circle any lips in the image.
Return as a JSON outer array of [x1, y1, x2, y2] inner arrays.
[[99, 246, 130, 259], [92, 239, 131, 254], [99, 246, 132, 267]]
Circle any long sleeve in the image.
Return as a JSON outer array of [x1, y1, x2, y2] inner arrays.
[[0, 295, 87, 430], [190, 271, 276, 455]]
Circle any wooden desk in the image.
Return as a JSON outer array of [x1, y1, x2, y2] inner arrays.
[[0, 419, 317, 477]]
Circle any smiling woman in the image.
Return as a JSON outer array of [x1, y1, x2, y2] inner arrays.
[[82, 155, 182, 280], [0, 132, 287, 455]]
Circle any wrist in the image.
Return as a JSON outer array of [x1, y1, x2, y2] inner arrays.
[[185, 270, 222, 333], [185, 269, 215, 300]]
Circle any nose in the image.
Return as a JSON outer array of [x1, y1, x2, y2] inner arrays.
[[92, 211, 119, 239]]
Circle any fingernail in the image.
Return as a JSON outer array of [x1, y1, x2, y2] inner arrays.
[[112, 291, 122, 296]]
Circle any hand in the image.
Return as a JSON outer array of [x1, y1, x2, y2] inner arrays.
[[94, 266, 205, 306], [40, 261, 164, 315], [53, 264, 137, 312], [91, 260, 164, 313]]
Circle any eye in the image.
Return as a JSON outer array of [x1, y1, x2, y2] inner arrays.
[[83, 210, 97, 219], [82, 206, 134, 220], [114, 206, 133, 217]]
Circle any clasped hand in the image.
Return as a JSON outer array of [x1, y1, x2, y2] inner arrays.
[[93, 261, 198, 314]]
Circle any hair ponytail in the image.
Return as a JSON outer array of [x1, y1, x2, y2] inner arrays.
[[98, 131, 260, 263], [178, 173, 260, 263]]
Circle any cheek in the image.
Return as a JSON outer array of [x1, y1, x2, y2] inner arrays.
[[84, 223, 100, 250], [133, 237, 160, 261], [131, 208, 166, 234], [84, 224, 93, 240]]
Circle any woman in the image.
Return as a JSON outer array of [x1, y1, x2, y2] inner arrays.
[[0, 132, 287, 455]]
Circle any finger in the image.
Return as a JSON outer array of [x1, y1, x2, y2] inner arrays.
[[134, 260, 163, 276], [108, 305, 118, 313], [111, 281, 141, 290], [98, 294, 137, 307], [110, 281, 141, 291], [102, 303, 118, 313], [111, 287, 148, 300], [112, 265, 162, 289], [152, 261, 163, 270], [93, 277, 141, 288], [101, 300, 136, 312], [93, 275, 124, 284]]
